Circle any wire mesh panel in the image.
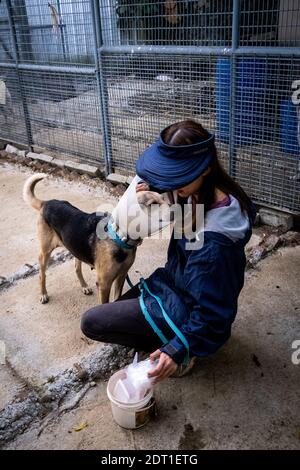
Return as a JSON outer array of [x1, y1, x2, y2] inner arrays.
[[240, 0, 300, 47], [0, 0, 299, 212], [231, 56, 300, 211], [0, 66, 27, 143], [1, 0, 95, 65], [101, 0, 299, 48], [101, 0, 233, 46], [0, 1, 14, 64], [102, 50, 299, 212], [102, 52, 228, 172], [99, 0, 300, 212], [0, 0, 105, 166], [20, 68, 103, 163], [24, 0, 95, 65]]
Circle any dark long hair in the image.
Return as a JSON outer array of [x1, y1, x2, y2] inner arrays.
[[162, 119, 253, 219]]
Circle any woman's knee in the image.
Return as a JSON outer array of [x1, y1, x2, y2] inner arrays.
[[81, 305, 107, 340]]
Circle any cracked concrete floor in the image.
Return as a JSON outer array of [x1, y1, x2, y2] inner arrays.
[[0, 161, 300, 449]]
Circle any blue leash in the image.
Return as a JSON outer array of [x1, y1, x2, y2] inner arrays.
[[126, 274, 135, 289], [138, 277, 190, 364]]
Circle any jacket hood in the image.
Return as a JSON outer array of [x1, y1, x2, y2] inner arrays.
[[202, 195, 250, 243]]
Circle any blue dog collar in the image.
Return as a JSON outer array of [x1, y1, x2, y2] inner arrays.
[[106, 220, 136, 250]]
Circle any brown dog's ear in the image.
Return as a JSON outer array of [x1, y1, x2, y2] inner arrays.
[[136, 191, 165, 207]]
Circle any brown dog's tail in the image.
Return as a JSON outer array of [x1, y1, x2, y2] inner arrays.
[[23, 173, 47, 210]]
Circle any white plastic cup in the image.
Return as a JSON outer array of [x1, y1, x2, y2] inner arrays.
[[107, 369, 156, 429]]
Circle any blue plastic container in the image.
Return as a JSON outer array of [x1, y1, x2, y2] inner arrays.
[[216, 58, 269, 145], [280, 100, 300, 155]]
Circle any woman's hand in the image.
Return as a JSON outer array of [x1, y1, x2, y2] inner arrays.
[[136, 182, 150, 192], [148, 349, 178, 384]]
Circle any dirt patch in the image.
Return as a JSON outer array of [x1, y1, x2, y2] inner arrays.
[[178, 423, 206, 450]]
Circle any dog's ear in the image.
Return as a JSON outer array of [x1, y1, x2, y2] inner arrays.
[[136, 191, 165, 207]]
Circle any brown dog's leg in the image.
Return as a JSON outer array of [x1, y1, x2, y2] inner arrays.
[[37, 215, 62, 304], [39, 250, 52, 304], [112, 273, 127, 301], [94, 241, 136, 304], [95, 264, 117, 304], [75, 259, 93, 295], [96, 275, 114, 304]]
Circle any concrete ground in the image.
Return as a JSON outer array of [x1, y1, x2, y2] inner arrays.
[[0, 161, 299, 449]]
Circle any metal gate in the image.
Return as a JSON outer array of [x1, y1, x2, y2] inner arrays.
[[0, 0, 299, 212]]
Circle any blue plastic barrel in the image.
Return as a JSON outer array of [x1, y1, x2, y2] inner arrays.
[[280, 100, 300, 155], [216, 58, 269, 145]]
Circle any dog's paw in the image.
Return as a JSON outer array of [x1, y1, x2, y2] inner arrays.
[[40, 294, 49, 304], [82, 287, 93, 295]]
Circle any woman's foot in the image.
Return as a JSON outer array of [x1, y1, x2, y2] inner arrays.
[[171, 357, 197, 378]]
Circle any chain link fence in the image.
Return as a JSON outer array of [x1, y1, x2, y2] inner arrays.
[[0, 0, 299, 212]]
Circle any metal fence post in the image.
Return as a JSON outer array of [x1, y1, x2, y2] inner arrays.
[[6, 0, 33, 151], [90, 0, 113, 175], [229, 0, 240, 177], [56, 0, 67, 62], [5, 0, 33, 150]]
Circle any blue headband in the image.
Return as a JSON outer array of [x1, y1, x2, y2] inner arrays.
[[136, 126, 215, 192]]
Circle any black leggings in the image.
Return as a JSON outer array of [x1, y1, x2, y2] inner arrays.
[[81, 283, 164, 352]]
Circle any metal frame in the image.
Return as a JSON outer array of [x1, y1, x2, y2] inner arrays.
[[0, 62, 95, 74], [97, 45, 300, 56]]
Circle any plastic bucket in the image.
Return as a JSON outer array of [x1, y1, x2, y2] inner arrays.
[[107, 369, 156, 430]]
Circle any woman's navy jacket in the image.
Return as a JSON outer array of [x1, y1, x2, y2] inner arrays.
[[140, 195, 255, 364]]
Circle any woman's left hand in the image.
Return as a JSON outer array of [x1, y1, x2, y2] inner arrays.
[[136, 182, 150, 192], [148, 349, 178, 384]]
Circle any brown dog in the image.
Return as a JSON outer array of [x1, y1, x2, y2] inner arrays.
[[23, 173, 172, 304]]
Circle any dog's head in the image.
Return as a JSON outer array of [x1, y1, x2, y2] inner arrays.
[[111, 176, 173, 241], [135, 190, 173, 237]]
